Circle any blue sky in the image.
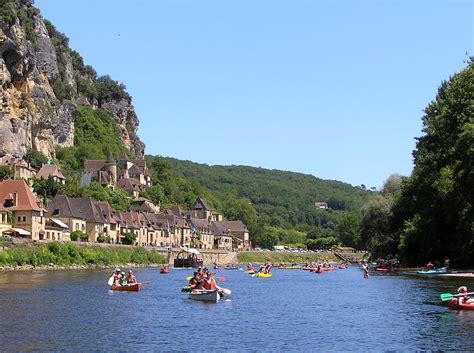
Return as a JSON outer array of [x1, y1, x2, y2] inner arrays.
[[36, 0, 473, 188]]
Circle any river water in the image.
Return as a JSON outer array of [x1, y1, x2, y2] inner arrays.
[[0, 266, 473, 351]]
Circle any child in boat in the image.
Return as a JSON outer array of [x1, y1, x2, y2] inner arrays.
[[112, 268, 122, 286], [457, 286, 473, 304], [120, 272, 127, 285], [127, 270, 137, 284]]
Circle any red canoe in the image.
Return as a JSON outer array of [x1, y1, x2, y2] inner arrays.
[[448, 299, 474, 311], [375, 268, 391, 272], [111, 283, 141, 291]]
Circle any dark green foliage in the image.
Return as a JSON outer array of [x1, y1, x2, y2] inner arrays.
[[336, 213, 361, 248], [122, 232, 137, 245], [25, 149, 48, 169], [0, 166, 13, 180], [73, 106, 125, 157], [70, 231, 88, 241], [82, 182, 131, 212], [97, 235, 110, 243], [0, 242, 166, 266], [33, 176, 60, 204], [305, 236, 340, 250], [393, 59, 474, 266], [95, 75, 131, 105]]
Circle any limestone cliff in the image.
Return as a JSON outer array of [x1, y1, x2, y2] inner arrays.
[[0, 0, 145, 159]]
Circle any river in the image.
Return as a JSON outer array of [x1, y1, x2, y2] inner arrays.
[[0, 266, 473, 351]]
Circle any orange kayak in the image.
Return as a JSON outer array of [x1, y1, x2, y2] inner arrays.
[[111, 283, 141, 291]]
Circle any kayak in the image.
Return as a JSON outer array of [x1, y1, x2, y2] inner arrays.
[[302, 267, 314, 271], [279, 266, 302, 270], [245, 270, 255, 274], [323, 267, 336, 271], [111, 283, 141, 291], [189, 289, 220, 303], [224, 266, 239, 270], [417, 267, 448, 275], [448, 298, 474, 311], [181, 285, 194, 293], [257, 272, 272, 278]]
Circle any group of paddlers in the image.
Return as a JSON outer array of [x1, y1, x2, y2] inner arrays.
[[188, 267, 218, 291], [111, 268, 137, 286]]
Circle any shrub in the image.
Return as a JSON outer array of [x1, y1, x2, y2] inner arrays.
[[70, 231, 88, 241], [122, 232, 137, 245]]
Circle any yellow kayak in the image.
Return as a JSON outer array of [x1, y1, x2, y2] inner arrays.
[[257, 272, 272, 278]]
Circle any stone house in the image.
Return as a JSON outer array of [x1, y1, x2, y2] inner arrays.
[[185, 197, 223, 222], [44, 218, 69, 241], [187, 217, 215, 249], [81, 153, 117, 189], [212, 220, 251, 251], [0, 179, 45, 240], [48, 195, 108, 242], [94, 201, 119, 243], [36, 163, 66, 184], [116, 178, 141, 199], [0, 154, 36, 182]]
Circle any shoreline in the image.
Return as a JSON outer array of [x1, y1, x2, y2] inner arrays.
[[0, 263, 165, 271]]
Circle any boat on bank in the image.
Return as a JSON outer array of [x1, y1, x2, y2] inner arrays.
[[189, 289, 220, 303], [111, 283, 141, 292], [417, 267, 448, 275]]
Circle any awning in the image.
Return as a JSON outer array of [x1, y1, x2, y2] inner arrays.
[[11, 228, 31, 236], [180, 247, 201, 255], [51, 218, 69, 229]]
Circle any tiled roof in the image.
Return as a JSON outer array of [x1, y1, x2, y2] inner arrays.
[[117, 178, 141, 192], [0, 179, 44, 212], [84, 160, 107, 172], [36, 164, 65, 180], [194, 197, 210, 211], [48, 195, 106, 223]]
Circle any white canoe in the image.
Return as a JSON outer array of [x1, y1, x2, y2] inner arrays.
[[189, 289, 220, 303]]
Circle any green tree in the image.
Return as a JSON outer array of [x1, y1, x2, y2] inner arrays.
[[336, 213, 361, 248], [122, 232, 137, 245], [0, 166, 13, 181], [25, 149, 48, 170]]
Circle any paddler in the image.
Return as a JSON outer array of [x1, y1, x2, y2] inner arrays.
[[203, 272, 217, 291], [112, 268, 122, 286], [457, 286, 473, 304], [120, 271, 127, 285], [126, 270, 137, 284]]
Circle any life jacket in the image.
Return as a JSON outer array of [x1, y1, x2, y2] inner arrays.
[[203, 278, 216, 290]]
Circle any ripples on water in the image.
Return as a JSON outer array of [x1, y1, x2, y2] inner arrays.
[[0, 267, 473, 351]]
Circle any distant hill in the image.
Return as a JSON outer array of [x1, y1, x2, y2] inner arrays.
[[148, 156, 373, 230]]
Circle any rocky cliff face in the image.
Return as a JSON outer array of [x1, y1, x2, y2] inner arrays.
[[0, 1, 145, 159]]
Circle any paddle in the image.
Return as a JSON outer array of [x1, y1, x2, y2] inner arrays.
[[216, 285, 232, 295], [107, 276, 114, 286], [440, 292, 474, 301]]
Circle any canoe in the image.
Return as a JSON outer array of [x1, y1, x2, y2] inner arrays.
[[224, 266, 239, 270], [257, 272, 272, 278], [417, 267, 448, 275], [189, 289, 220, 303], [279, 266, 302, 270], [448, 298, 474, 311], [245, 270, 255, 274], [181, 285, 194, 293], [323, 267, 336, 271], [375, 268, 391, 272], [111, 283, 141, 291], [160, 268, 169, 274], [302, 267, 314, 271]]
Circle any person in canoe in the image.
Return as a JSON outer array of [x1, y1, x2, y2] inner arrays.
[[203, 272, 217, 291], [127, 270, 137, 284], [426, 261, 435, 269], [246, 262, 255, 271], [457, 286, 473, 304], [112, 268, 122, 286], [120, 271, 127, 286]]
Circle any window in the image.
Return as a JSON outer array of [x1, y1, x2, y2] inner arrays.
[[23, 216, 26, 222], [17, 216, 21, 222]]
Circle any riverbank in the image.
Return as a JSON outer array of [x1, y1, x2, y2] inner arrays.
[[237, 251, 340, 264], [0, 241, 167, 270]]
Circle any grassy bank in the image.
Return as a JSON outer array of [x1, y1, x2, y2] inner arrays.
[[0, 241, 166, 268], [238, 251, 339, 264]]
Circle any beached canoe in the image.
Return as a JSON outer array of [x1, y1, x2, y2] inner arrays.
[[448, 298, 474, 311], [111, 283, 141, 291], [257, 272, 272, 278], [189, 289, 220, 303], [417, 267, 448, 275]]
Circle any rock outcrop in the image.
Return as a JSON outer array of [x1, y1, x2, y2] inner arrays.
[[0, 1, 145, 159]]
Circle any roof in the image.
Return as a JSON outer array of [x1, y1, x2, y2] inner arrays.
[[128, 164, 142, 175], [94, 201, 116, 224], [166, 205, 182, 217], [211, 221, 247, 236], [84, 160, 107, 172], [133, 159, 146, 168], [0, 179, 44, 212], [117, 178, 141, 192], [188, 217, 211, 230], [47, 195, 106, 223], [194, 197, 210, 211], [36, 164, 65, 180]]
